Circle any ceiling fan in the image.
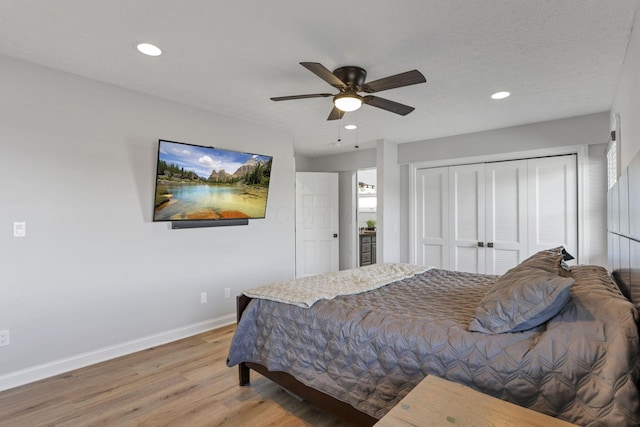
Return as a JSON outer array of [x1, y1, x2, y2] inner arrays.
[[271, 62, 427, 120]]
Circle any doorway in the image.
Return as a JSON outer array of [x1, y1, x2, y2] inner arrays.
[[357, 169, 377, 266]]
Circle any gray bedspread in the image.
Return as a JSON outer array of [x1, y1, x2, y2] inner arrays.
[[227, 266, 640, 426]]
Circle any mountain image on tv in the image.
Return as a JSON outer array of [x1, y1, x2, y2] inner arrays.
[[153, 140, 273, 221]]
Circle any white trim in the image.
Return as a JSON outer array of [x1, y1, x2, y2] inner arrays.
[[409, 144, 589, 265], [410, 144, 586, 170], [339, 170, 358, 270], [614, 113, 622, 179], [576, 145, 589, 264], [0, 314, 236, 392], [409, 164, 417, 264]]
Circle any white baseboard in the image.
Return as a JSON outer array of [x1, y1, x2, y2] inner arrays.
[[0, 314, 236, 392]]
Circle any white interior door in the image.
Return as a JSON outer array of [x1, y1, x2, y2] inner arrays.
[[449, 164, 485, 273], [295, 172, 339, 278], [415, 167, 449, 268], [485, 160, 528, 275], [527, 155, 578, 257]]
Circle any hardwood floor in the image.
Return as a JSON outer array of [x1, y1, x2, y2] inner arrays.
[[0, 325, 349, 426]]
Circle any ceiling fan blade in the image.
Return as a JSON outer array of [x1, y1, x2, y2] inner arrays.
[[270, 93, 334, 101], [300, 62, 346, 88], [327, 106, 345, 121], [363, 95, 415, 116], [362, 70, 426, 93]]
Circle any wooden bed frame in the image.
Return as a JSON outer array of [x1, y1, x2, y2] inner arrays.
[[236, 294, 378, 426]]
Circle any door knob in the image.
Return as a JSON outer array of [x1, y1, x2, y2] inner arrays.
[[477, 242, 484, 247], [333, 233, 338, 238]]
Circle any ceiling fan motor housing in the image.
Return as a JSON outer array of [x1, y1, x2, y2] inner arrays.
[[333, 66, 367, 88]]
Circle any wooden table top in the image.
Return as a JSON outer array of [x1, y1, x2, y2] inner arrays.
[[374, 375, 578, 427]]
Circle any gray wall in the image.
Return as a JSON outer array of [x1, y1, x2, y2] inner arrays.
[[377, 141, 400, 263], [0, 55, 295, 388], [294, 153, 315, 172], [398, 113, 609, 165], [297, 148, 376, 172], [399, 164, 411, 263], [611, 7, 640, 170], [339, 171, 357, 270]]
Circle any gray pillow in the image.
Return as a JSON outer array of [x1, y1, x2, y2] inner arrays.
[[469, 269, 575, 334], [518, 247, 565, 274]]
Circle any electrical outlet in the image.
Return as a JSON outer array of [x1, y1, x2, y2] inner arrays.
[[200, 292, 207, 304], [0, 330, 9, 346], [224, 288, 230, 299]]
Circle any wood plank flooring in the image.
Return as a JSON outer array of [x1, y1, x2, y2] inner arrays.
[[0, 325, 349, 426]]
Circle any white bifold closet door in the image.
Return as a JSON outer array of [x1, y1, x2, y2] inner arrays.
[[415, 155, 576, 275], [415, 167, 449, 268], [526, 156, 578, 257], [449, 164, 486, 273], [485, 160, 528, 275]]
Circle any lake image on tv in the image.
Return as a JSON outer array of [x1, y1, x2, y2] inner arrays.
[[153, 141, 272, 221], [155, 183, 268, 220]]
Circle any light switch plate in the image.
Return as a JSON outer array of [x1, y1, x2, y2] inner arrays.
[[0, 330, 9, 346], [13, 222, 26, 237]]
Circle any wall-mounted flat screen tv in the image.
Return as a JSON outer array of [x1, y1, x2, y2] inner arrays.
[[153, 140, 272, 222]]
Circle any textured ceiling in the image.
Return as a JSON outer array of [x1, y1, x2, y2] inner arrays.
[[0, 0, 637, 156]]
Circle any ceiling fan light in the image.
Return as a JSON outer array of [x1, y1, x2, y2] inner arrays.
[[334, 94, 363, 112]]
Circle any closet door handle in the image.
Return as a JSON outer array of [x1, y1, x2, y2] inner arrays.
[[477, 242, 484, 247], [487, 242, 494, 248]]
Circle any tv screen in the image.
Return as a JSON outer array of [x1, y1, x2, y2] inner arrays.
[[153, 140, 272, 222]]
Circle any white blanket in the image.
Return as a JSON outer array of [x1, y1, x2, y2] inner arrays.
[[243, 263, 431, 308]]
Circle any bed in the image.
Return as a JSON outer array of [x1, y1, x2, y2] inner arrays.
[[226, 248, 640, 426]]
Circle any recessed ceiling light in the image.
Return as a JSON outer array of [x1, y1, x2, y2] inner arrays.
[[491, 91, 510, 100], [136, 43, 162, 57], [344, 124, 357, 130]]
